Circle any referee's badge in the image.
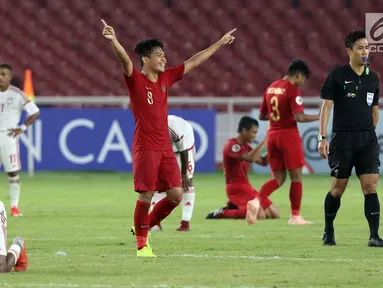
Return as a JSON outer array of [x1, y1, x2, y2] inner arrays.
[[366, 92, 374, 106]]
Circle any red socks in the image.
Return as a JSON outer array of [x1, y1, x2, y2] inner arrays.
[[134, 200, 150, 250], [259, 179, 280, 200], [149, 197, 179, 227], [260, 197, 273, 210], [290, 181, 302, 216]]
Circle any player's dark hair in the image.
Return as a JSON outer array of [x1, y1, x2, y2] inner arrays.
[[0, 63, 12, 71], [237, 116, 259, 133], [134, 38, 165, 66], [287, 59, 310, 78], [345, 30, 366, 48]]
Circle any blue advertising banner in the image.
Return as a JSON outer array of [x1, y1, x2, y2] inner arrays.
[[17, 109, 216, 172]]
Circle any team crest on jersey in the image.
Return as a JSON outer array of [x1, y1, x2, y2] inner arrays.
[[366, 92, 374, 106], [232, 144, 241, 152], [161, 85, 166, 92], [295, 96, 303, 105], [6, 98, 12, 105]]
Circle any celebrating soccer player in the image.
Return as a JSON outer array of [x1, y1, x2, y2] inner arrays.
[[0, 64, 40, 217], [151, 115, 196, 232], [102, 19, 236, 257], [319, 31, 383, 247], [0, 200, 28, 272], [206, 116, 280, 221], [250, 60, 319, 225]]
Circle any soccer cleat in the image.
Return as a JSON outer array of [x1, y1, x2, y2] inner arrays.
[[246, 198, 260, 225], [137, 246, 156, 257], [288, 215, 312, 225], [130, 226, 151, 248], [176, 220, 190, 232], [368, 237, 383, 247], [150, 224, 163, 232], [13, 238, 28, 272], [322, 231, 336, 246], [205, 207, 226, 219], [11, 207, 23, 217]]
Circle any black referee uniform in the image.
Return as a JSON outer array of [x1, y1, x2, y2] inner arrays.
[[320, 63, 382, 247], [321, 64, 380, 178]]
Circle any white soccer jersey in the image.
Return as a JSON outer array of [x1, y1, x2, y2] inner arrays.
[[168, 115, 195, 153], [168, 115, 196, 178], [0, 85, 30, 131]]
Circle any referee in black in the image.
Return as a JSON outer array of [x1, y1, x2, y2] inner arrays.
[[318, 30, 382, 247]]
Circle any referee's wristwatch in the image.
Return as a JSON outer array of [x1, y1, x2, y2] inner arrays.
[[317, 135, 327, 142]]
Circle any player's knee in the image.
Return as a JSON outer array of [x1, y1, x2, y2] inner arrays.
[[7, 171, 18, 178], [274, 173, 286, 186], [138, 191, 155, 203], [362, 183, 377, 194], [331, 185, 346, 198], [166, 187, 183, 204]]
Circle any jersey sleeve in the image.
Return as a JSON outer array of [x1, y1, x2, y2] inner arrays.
[[288, 85, 304, 114], [169, 124, 186, 151], [18, 90, 30, 110], [320, 70, 335, 100], [373, 75, 380, 106], [260, 90, 268, 116], [224, 142, 243, 159], [165, 64, 185, 86], [123, 67, 139, 91]]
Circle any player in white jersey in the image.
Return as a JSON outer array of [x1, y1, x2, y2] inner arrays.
[[0, 64, 40, 217], [0, 200, 28, 272], [151, 115, 196, 232]]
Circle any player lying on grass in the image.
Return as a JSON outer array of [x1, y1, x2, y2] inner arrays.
[[206, 116, 280, 220], [102, 19, 235, 257], [0, 200, 28, 272], [151, 115, 196, 232], [0, 64, 40, 217], [248, 60, 319, 225]]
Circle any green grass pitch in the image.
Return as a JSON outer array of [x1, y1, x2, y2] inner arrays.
[[0, 172, 381, 288]]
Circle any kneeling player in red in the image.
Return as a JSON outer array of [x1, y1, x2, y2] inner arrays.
[[253, 60, 320, 225], [0, 200, 28, 272], [102, 20, 236, 257], [206, 117, 280, 221]]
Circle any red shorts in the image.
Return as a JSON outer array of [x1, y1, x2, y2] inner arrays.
[[267, 130, 304, 171], [226, 183, 258, 209], [132, 150, 182, 193]]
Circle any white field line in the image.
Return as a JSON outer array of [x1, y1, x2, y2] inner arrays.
[[0, 284, 269, 288], [26, 252, 359, 263]]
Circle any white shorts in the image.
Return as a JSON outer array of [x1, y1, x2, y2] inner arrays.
[[176, 147, 196, 179], [0, 201, 7, 256], [0, 134, 21, 173]]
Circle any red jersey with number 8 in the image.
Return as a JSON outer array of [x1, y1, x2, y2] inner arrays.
[[124, 64, 185, 151], [260, 79, 304, 131]]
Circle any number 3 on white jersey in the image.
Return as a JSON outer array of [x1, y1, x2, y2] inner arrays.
[[147, 91, 153, 105]]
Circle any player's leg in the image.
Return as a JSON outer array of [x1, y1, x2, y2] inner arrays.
[[148, 150, 183, 229], [355, 131, 382, 247], [132, 150, 160, 257], [323, 131, 353, 246], [149, 192, 166, 232], [264, 203, 280, 219], [3, 138, 22, 217], [177, 148, 196, 231], [0, 201, 27, 272]]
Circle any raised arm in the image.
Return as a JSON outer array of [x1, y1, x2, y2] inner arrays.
[[101, 19, 133, 77], [240, 138, 267, 163], [183, 29, 236, 75]]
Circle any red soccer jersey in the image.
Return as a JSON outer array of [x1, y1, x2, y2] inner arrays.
[[260, 79, 304, 131], [223, 138, 252, 185], [124, 64, 185, 151]]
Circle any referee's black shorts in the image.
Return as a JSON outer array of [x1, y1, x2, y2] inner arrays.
[[328, 130, 380, 179]]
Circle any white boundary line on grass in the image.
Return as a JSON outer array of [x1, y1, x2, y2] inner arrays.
[[0, 284, 269, 288], [27, 252, 358, 263]]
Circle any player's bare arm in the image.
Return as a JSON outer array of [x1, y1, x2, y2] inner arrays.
[[255, 156, 268, 166], [294, 112, 320, 123], [8, 102, 40, 138], [179, 150, 191, 189], [101, 19, 133, 77], [183, 28, 236, 75], [240, 138, 266, 163], [372, 106, 379, 128], [318, 99, 333, 159]]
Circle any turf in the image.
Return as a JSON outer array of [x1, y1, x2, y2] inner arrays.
[[0, 172, 380, 288]]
